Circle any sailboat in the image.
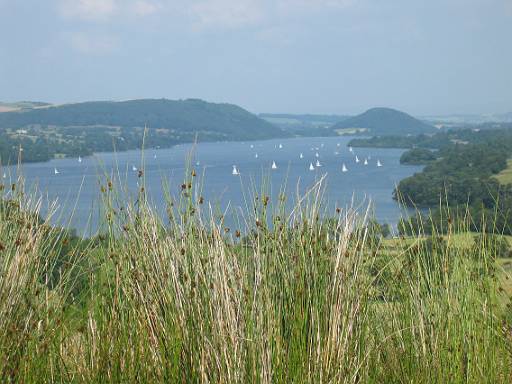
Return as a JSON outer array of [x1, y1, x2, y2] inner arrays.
[[271, 161, 277, 170], [2, 173, 6, 179], [342, 163, 348, 172], [349, 146, 353, 152], [255, 153, 259, 158], [355, 155, 360, 163], [377, 160, 383, 167], [54, 168, 60, 175], [78, 156, 82, 163], [337, 143, 341, 147], [232, 165, 240, 175], [132, 165, 137, 172], [316, 159, 322, 167], [278, 144, 283, 149], [309, 163, 315, 171], [250, 144, 254, 149], [315, 152, 319, 158], [364, 158, 368, 165], [299, 153, 303, 159]]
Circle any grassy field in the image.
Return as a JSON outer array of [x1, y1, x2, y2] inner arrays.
[[1, 170, 512, 383], [494, 159, 512, 184], [334, 127, 368, 135]]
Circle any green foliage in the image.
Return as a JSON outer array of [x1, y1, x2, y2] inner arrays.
[[395, 132, 512, 208], [400, 147, 438, 165]]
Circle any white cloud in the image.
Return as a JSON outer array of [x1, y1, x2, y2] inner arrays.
[[59, 0, 117, 21], [68, 32, 117, 54], [277, 0, 355, 12], [187, 0, 264, 29], [57, 0, 358, 29], [58, 0, 160, 21], [131, 0, 160, 16]]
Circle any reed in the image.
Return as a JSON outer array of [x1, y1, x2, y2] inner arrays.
[[0, 167, 511, 383]]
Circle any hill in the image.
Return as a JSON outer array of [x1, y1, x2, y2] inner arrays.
[[0, 101, 52, 113], [331, 107, 436, 136], [0, 98, 288, 141]]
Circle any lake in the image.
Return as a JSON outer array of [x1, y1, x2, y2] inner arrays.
[[3, 137, 422, 236]]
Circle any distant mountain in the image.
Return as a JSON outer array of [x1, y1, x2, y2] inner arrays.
[[260, 113, 351, 137], [422, 112, 512, 125], [332, 107, 436, 136], [0, 99, 288, 141]]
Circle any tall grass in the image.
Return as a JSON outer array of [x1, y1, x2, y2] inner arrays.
[[0, 166, 511, 383]]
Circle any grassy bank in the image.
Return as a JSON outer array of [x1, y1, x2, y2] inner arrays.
[[494, 159, 512, 185], [1, 169, 512, 383]]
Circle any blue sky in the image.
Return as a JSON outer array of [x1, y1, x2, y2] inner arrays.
[[0, 0, 510, 115]]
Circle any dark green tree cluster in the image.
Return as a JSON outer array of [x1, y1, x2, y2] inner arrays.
[[400, 148, 438, 165]]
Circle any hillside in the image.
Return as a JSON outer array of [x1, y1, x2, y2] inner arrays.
[[0, 98, 288, 141], [332, 107, 436, 136], [0, 101, 52, 113]]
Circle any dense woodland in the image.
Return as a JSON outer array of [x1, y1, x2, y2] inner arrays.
[[0, 99, 292, 164], [389, 129, 512, 234]]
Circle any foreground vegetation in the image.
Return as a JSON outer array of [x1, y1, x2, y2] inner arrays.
[[1, 169, 512, 383]]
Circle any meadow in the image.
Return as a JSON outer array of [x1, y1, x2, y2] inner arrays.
[[494, 159, 512, 185], [1, 165, 512, 383]]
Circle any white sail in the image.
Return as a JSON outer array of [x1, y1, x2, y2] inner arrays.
[[349, 146, 353, 152], [54, 168, 59, 175], [78, 156, 82, 163], [250, 144, 254, 148], [132, 165, 137, 172], [364, 158, 368, 165], [355, 155, 360, 163], [309, 162, 315, 171], [315, 152, 319, 158], [278, 144, 283, 149], [342, 163, 348, 172], [299, 153, 303, 159], [255, 153, 259, 158], [316, 159, 322, 167], [337, 143, 341, 147], [2, 173, 6, 179], [232, 165, 240, 175], [271, 161, 277, 170], [377, 160, 383, 167]]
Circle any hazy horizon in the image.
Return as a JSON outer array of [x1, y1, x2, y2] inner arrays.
[[1, 0, 510, 116]]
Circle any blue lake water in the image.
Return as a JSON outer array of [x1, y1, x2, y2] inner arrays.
[[3, 137, 422, 236]]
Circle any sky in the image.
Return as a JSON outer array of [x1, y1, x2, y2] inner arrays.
[[0, 0, 510, 116]]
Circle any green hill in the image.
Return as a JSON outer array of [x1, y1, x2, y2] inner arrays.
[[332, 107, 436, 136], [0, 98, 288, 141]]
